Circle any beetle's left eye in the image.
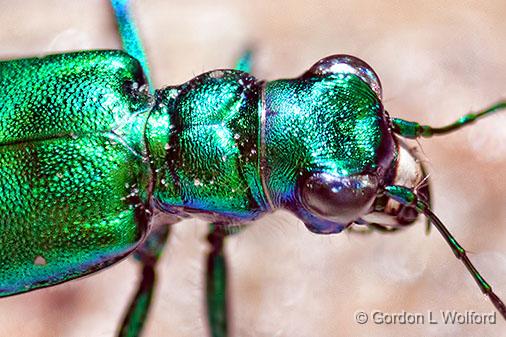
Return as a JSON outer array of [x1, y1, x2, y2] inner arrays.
[[307, 54, 382, 99], [299, 172, 379, 225]]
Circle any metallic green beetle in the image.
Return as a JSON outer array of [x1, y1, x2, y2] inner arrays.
[[0, 1, 505, 336]]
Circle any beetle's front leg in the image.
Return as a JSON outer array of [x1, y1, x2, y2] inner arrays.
[[117, 220, 172, 337]]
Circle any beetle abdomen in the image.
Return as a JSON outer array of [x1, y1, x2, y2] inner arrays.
[[0, 50, 151, 295]]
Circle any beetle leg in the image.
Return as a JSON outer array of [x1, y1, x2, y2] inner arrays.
[[390, 100, 506, 139], [110, 0, 152, 89], [235, 49, 254, 73], [206, 223, 237, 337], [117, 222, 171, 337]]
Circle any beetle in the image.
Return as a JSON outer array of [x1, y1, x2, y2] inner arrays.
[[0, 0, 504, 331]]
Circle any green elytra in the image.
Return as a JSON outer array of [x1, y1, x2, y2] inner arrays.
[[0, 1, 505, 337]]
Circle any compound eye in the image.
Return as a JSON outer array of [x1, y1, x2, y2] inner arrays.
[[308, 54, 382, 99], [299, 172, 379, 224]]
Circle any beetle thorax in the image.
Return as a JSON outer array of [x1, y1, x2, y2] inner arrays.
[[147, 70, 271, 223]]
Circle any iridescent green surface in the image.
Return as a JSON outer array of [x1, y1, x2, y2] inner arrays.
[[263, 69, 395, 232], [151, 70, 269, 221], [265, 74, 384, 194], [0, 50, 396, 297], [0, 50, 151, 295]]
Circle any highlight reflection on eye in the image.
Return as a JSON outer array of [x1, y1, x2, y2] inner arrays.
[[299, 172, 379, 224], [307, 54, 383, 99]]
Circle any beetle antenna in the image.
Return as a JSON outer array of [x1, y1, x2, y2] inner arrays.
[[391, 100, 506, 139], [384, 185, 506, 320]]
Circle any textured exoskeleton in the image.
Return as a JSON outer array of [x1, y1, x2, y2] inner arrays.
[[0, 51, 151, 294], [0, 50, 405, 296], [3, 48, 504, 333]]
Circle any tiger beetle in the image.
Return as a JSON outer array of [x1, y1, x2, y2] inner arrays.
[[0, 1, 505, 336]]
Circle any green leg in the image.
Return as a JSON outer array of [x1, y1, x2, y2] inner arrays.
[[384, 185, 506, 320], [391, 100, 506, 139], [234, 49, 253, 73], [110, 0, 152, 89], [117, 224, 171, 337], [206, 223, 230, 337]]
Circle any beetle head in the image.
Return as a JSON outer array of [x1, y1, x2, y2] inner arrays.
[[261, 55, 415, 233]]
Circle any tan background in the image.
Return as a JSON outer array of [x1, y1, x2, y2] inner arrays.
[[0, 0, 505, 336]]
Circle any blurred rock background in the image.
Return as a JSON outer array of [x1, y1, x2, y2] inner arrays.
[[0, 0, 505, 336]]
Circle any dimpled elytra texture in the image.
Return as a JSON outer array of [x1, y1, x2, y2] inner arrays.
[[0, 50, 151, 295]]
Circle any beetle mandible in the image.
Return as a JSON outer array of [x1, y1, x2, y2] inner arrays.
[[0, 0, 506, 336]]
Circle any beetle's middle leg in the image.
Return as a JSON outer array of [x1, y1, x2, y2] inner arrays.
[[206, 223, 244, 337], [117, 221, 172, 337]]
